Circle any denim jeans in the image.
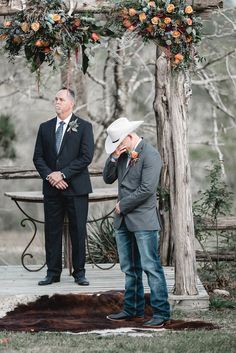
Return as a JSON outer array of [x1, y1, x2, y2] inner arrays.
[[115, 222, 170, 320]]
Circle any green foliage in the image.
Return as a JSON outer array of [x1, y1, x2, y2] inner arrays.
[[193, 161, 233, 242], [86, 217, 118, 264], [0, 114, 16, 159], [111, 0, 203, 69], [0, 0, 202, 73], [193, 161, 234, 275], [210, 296, 236, 309], [0, 0, 115, 73], [158, 186, 170, 212]]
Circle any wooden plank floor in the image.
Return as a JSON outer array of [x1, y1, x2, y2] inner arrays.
[[0, 265, 209, 317]]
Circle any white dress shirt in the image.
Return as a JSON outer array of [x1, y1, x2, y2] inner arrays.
[[55, 113, 72, 142], [126, 138, 142, 168]]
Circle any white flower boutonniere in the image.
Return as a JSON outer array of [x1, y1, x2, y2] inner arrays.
[[67, 118, 80, 133]]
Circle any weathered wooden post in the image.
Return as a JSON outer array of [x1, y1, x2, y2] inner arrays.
[[154, 0, 223, 295]]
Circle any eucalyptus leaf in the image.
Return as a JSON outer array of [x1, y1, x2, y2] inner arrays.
[[186, 27, 192, 34]]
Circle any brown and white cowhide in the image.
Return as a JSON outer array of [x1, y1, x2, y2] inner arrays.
[[0, 291, 218, 332]]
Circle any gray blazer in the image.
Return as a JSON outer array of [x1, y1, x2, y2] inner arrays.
[[103, 139, 162, 231]]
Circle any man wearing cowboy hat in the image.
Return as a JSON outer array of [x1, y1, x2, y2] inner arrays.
[[103, 117, 170, 328]]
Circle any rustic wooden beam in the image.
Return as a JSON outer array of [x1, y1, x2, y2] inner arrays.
[[196, 250, 236, 262], [0, 0, 223, 17], [199, 217, 236, 231], [0, 166, 103, 178]]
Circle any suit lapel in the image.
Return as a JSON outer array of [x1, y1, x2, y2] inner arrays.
[[121, 139, 145, 181], [57, 113, 78, 156], [120, 153, 128, 178]]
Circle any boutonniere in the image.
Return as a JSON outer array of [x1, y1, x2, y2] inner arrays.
[[67, 118, 80, 133], [128, 151, 139, 166]]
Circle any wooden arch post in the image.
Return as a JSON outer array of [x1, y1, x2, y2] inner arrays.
[[154, 49, 197, 295]]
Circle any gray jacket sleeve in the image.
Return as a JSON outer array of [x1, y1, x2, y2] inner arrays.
[[119, 151, 162, 214], [103, 157, 118, 184]]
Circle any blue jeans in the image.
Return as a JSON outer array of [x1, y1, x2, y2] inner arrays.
[[115, 222, 170, 320]]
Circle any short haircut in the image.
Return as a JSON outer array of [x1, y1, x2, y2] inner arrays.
[[59, 87, 75, 101]]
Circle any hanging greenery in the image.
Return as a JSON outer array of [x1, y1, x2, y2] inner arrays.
[[0, 0, 203, 72], [113, 0, 203, 68], [0, 0, 114, 73]]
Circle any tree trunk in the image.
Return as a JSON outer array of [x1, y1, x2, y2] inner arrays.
[[93, 38, 127, 161], [60, 48, 88, 117], [154, 48, 197, 295]]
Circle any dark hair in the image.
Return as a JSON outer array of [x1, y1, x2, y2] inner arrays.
[[59, 87, 75, 101]]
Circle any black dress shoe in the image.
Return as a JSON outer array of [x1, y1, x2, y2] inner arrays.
[[74, 276, 89, 286], [38, 275, 60, 286], [143, 318, 171, 328], [106, 311, 144, 322]]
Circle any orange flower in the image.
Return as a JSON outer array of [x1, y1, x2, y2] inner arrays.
[[185, 6, 193, 14], [159, 22, 166, 29], [186, 18, 193, 26], [186, 35, 192, 42], [164, 17, 172, 24], [146, 24, 154, 33], [172, 30, 180, 38], [120, 8, 129, 18], [51, 14, 61, 22], [148, 1, 156, 7], [139, 12, 147, 22], [130, 151, 139, 159], [128, 25, 135, 31], [35, 39, 44, 47], [128, 8, 137, 16], [166, 4, 175, 13], [151, 16, 159, 25], [123, 19, 132, 28], [0, 338, 10, 344], [91, 32, 100, 41], [74, 18, 81, 27], [12, 36, 22, 44], [20, 22, 29, 32], [0, 33, 7, 40], [3, 21, 12, 27], [31, 22, 40, 32], [174, 53, 184, 63]]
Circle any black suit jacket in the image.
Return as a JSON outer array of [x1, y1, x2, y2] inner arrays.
[[33, 114, 94, 196]]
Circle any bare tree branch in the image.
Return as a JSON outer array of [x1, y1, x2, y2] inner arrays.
[[212, 106, 226, 177], [199, 49, 236, 70], [192, 74, 236, 85], [86, 70, 105, 88]]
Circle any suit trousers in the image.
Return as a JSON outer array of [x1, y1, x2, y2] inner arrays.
[[43, 194, 88, 277]]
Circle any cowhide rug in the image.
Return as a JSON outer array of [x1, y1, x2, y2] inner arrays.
[[0, 291, 218, 333]]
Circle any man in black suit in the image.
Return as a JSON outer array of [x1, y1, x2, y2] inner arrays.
[[33, 88, 94, 286]]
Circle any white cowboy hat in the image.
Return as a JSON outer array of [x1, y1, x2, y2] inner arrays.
[[105, 117, 144, 154]]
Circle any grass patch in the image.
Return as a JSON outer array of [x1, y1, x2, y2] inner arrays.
[[0, 330, 235, 353], [210, 296, 236, 309]]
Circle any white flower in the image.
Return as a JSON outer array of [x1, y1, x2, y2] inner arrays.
[[67, 118, 80, 133]]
